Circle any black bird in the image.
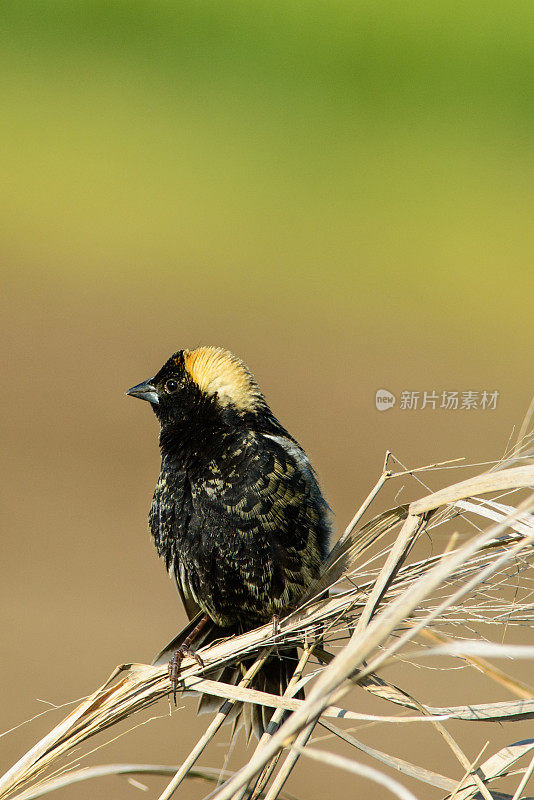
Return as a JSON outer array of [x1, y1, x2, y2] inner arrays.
[[127, 346, 331, 737]]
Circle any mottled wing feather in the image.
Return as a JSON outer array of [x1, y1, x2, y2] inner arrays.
[[173, 572, 201, 621], [181, 431, 329, 624]]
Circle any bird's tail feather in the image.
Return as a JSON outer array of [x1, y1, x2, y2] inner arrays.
[[196, 649, 302, 741]]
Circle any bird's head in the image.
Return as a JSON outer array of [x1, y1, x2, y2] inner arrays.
[[126, 346, 266, 429]]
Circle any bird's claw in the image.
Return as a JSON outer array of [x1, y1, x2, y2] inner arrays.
[[168, 646, 205, 705]]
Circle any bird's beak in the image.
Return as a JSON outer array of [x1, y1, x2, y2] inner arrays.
[[126, 379, 159, 404]]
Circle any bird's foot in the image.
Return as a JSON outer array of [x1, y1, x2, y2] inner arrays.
[[168, 646, 204, 705], [270, 614, 282, 656]]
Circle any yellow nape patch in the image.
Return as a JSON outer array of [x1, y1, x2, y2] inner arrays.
[[183, 347, 264, 411]]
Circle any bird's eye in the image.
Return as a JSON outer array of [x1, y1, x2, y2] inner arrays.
[[165, 379, 179, 394]]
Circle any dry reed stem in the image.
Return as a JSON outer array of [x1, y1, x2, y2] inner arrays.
[[511, 751, 534, 800], [319, 719, 457, 792], [449, 742, 490, 800], [446, 738, 534, 800], [417, 628, 534, 700], [355, 512, 424, 633], [235, 646, 315, 800], [398, 688, 494, 800], [516, 396, 534, 451], [262, 722, 317, 800], [295, 746, 419, 800], [7, 765, 298, 800], [409, 464, 534, 514], [157, 650, 273, 800]]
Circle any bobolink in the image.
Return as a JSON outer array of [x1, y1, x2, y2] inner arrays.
[[127, 347, 331, 736]]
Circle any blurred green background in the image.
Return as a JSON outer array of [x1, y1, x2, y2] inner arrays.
[[1, 3, 533, 798]]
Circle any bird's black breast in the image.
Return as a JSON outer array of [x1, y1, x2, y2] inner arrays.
[[149, 429, 330, 628], [149, 469, 192, 570]]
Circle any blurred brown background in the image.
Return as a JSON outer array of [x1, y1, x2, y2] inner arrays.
[[1, 2, 533, 798]]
